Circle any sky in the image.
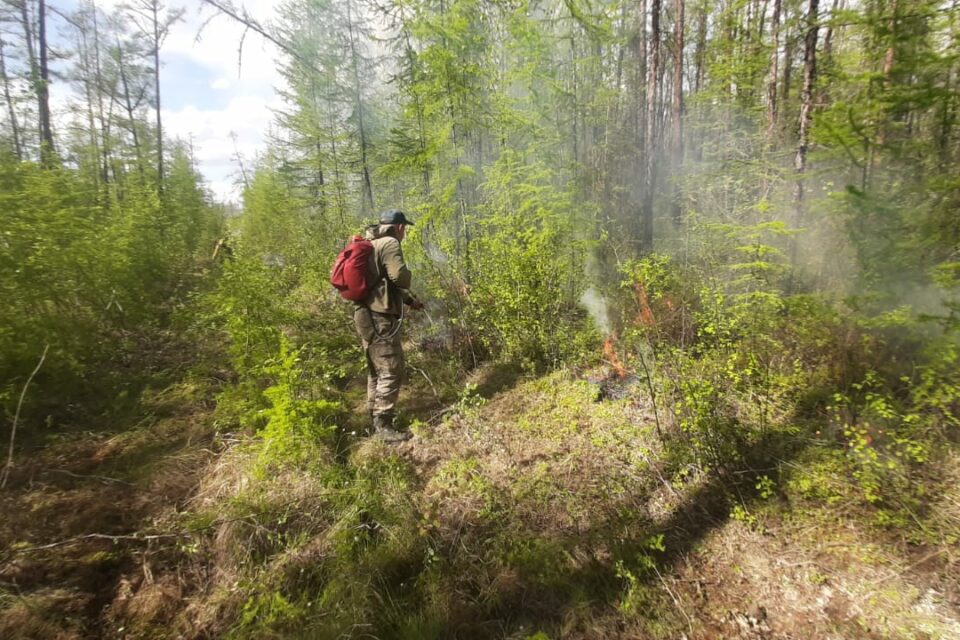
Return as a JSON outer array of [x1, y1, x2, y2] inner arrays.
[[54, 0, 286, 203]]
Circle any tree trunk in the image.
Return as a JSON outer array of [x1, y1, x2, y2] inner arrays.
[[822, 0, 840, 57], [641, 0, 661, 252], [819, 0, 841, 105], [345, 0, 375, 215], [790, 0, 820, 281], [692, 0, 706, 162], [670, 0, 685, 224], [0, 36, 23, 160], [876, 0, 898, 146], [38, 0, 56, 160], [19, 0, 39, 154], [151, 0, 164, 193], [672, 0, 684, 160], [767, 0, 781, 141], [325, 100, 346, 216], [782, 33, 795, 117], [402, 28, 430, 196], [92, 1, 111, 186], [116, 39, 146, 179], [77, 21, 101, 186], [571, 34, 579, 169], [693, 0, 706, 94], [638, 0, 648, 159]]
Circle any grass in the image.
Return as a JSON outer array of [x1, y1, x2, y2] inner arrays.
[[3, 349, 958, 639]]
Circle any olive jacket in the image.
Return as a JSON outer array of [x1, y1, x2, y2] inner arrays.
[[360, 226, 414, 316]]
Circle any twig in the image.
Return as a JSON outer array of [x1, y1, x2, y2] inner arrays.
[[409, 365, 441, 402], [1, 344, 49, 489], [21, 532, 187, 551], [46, 469, 134, 486], [198, 0, 319, 74], [426, 405, 457, 424], [654, 565, 695, 636], [637, 345, 664, 443], [870, 548, 949, 587]]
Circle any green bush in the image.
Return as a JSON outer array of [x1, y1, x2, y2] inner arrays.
[[0, 152, 221, 421], [465, 151, 599, 369]]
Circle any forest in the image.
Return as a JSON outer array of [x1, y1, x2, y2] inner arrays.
[[1, 0, 959, 637]]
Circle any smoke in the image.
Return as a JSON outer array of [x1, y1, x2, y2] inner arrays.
[[580, 286, 611, 335]]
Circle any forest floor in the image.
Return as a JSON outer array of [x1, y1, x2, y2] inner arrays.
[[1, 358, 959, 638], [0, 376, 220, 639]]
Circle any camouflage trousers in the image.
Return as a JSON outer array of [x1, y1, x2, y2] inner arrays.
[[353, 308, 405, 419]]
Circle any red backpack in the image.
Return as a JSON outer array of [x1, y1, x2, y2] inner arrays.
[[330, 236, 376, 302]]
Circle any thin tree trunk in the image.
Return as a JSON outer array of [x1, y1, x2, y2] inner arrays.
[[308, 81, 328, 212], [38, 0, 55, 160], [937, 0, 958, 169], [92, 1, 111, 186], [693, 0, 706, 93], [758, 0, 769, 41], [634, 0, 648, 243], [116, 39, 146, 179], [672, 0, 684, 160], [315, 138, 325, 205], [345, 0, 375, 215], [692, 0, 706, 162], [151, 0, 164, 192], [638, 0, 648, 157], [79, 27, 101, 186], [19, 0, 39, 154], [0, 36, 23, 160], [641, 0, 661, 252], [881, 0, 897, 79], [782, 34, 795, 119], [823, 0, 840, 57], [938, 65, 955, 170], [401, 28, 430, 195], [571, 34, 579, 169], [671, 0, 685, 224], [790, 0, 820, 281], [767, 0, 782, 141], [876, 0, 898, 146], [326, 101, 346, 215], [819, 0, 841, 104]]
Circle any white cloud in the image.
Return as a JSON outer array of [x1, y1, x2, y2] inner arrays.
[[166, 2, 283, 87], [163, 91, 283, 201], [164, 2, 287, 201], [47, 0, 289, 203]]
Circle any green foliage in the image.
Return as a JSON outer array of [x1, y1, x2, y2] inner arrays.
[[204, 255, 294, 376], [0, 152, 221, 420], [466, 151, 597, 368], [239, 163, 323, 269], [257, 338, 341, 467]]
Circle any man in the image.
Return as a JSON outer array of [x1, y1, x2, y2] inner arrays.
[[354, 209, 423, 443]]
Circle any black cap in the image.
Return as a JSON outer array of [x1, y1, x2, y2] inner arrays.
[[379, 209, 414, 226]]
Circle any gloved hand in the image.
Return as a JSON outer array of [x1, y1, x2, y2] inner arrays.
[[409, 299, 425, 311]]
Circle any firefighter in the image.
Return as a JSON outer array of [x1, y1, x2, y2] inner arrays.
[[353, 210, 424, 442]]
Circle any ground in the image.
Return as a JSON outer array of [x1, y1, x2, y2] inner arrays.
[[1, 364, 958, 638]]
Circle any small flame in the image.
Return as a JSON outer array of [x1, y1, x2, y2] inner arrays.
[[634, 282, 657, 328], [603, 334, 627, 379]]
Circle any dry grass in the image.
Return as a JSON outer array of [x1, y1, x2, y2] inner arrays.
[[0, 589, 88, 640], [0, 380, 219, 639], [4, 365, 958, 639]]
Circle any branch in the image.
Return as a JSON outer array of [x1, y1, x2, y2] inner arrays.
[[17, 531, 186, 551], [1, 344, 49, 489], [198, 0, 320, 75], [237, 23, 248, 77], [46, 468, 134, 486]]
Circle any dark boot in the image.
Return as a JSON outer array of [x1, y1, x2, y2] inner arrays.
[[373, 414, 412, 443]]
